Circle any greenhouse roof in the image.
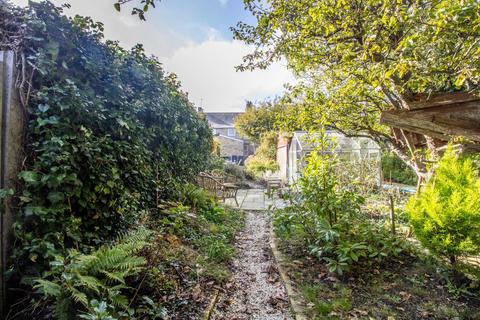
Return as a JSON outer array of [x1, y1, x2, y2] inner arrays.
[[293, 131, 380, 152]]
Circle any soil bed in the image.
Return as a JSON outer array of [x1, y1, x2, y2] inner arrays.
[[277, 240, 480, 320]]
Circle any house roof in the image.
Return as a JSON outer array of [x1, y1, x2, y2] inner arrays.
[[204, 112, 243, 129]]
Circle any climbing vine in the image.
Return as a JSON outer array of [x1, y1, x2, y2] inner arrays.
[[0, 1, 213, 285]]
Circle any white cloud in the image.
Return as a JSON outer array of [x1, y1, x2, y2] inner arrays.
[[8, 0, 294, 112], [163, 39, 294, 111]]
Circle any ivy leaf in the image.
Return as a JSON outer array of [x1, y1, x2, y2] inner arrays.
[[19, 171, 39, 183], [114, 3, 121, 12], [48, 192, 65, 204], [38, 104, 50, 113], [116, 119, 130, 129], [0, 188, 14, 199]]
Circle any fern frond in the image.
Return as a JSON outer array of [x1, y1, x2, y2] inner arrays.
[[69, 287, 88, 307], [34, 279, 62, 297], [108, 291, 129, 307], [75, 274, 103, 294], [101, 270, 127, 285]]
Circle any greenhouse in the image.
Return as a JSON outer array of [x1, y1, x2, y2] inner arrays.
[[277, 131, 382, 184]]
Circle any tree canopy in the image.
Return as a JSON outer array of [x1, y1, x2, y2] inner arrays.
[[234, 0, 480, 177]]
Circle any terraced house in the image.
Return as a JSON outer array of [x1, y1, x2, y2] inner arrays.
[[204, 112, 255, 164]]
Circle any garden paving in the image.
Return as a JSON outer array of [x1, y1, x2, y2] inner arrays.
[[225, 188, 286, 211]]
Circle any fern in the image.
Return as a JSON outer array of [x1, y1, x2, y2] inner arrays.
[[34, 228, 151, 318]]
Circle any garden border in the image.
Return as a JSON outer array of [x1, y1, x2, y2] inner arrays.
[[269, 220, 307, 320]]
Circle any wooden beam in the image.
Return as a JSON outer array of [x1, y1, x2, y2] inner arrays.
[[380, 108, 480, 142], [408, 92, 480, 110]]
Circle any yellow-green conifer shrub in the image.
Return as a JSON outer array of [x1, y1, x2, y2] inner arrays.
[[406, 146, 480, 264]]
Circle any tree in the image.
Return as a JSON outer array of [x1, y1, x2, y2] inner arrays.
[[234, 100, 284, 143], [234, 0, 480, 181]]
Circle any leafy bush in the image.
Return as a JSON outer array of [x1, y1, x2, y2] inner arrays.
[[407, 146, 480, 264], [382, 152, 417, 185], [223, 163, 246, 182], [245, 156, 278, 178], [1, 2, 213, 279], [274, 133, 411, 275], [298, 150, 363, 226]]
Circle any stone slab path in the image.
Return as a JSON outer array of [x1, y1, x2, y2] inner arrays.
[[211, 209, 293, 320], [225, 189, 286, 211]]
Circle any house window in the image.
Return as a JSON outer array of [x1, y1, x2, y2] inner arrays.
[[227, 128, 236, 137], [212, 128, 217, 135]]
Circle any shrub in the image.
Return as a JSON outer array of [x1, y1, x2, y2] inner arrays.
[[382, 151, 417, 185], [1, 2, 213, 279], [245, 155, 279, 178], [407, 146, 480, 264], [223, 163, 246, 182], [274, 132, 411, 275]]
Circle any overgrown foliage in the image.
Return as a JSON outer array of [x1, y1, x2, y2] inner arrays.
[[34, 229, 151, 319], [274, 133, 411, 275], [234, 100, 284, 143], [407, 146, 480, 264], [234, 0, 480, 178], [2, 1, 212, 272], [245, 131, 278, 177], [1, 2, 216, 316], [382, 151, 418, 185]]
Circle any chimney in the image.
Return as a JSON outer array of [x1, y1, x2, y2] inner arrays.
[[245, 100, 254, 111]]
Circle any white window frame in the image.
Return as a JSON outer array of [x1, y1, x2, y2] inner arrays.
[[227, 128, 236, 137]]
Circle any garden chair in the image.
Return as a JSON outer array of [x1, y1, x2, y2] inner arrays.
[[197, 172, 239, 206]]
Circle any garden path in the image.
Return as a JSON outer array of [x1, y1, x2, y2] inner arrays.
[[212, 189, 292, 320], [225, 188, 286, 210]]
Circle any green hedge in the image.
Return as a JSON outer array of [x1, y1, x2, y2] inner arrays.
[[1, 2, 213, 280]]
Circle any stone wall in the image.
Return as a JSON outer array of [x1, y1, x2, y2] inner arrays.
[[217, 135, 244, 159]]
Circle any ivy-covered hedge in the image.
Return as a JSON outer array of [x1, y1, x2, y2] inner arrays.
[[1, 2, 213, 283]]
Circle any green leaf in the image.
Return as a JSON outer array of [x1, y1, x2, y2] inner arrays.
[[38, 104, 50, 113], [19, 171, 39, 183], [114, 3, 121, 11], [48, 192, 65, 203], [0, 188, 14, 199]]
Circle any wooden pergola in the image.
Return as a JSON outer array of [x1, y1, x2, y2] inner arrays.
[[380, 92, 480, 149]]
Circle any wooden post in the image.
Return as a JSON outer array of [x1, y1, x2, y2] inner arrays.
[[0, 51, 24, 316], [389, 195, 396, 235]]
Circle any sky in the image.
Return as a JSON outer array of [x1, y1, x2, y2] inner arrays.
[[9, 0, 294, 112]]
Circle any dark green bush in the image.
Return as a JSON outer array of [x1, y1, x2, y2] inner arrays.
[[1, 2, 212, 281]]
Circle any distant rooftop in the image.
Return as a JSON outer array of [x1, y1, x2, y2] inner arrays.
[[204, 112, 243, 129]]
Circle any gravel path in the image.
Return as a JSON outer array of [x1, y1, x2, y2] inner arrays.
[[212, 211, 293, 320]]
